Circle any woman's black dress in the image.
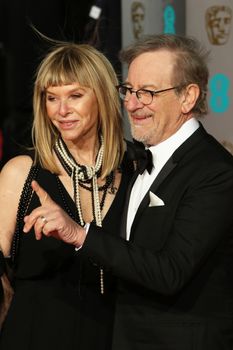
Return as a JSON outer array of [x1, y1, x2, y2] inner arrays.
[[0, 160, 132, 350]]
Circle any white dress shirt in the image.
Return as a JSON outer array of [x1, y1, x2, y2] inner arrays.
[[126, 118, 200, 240]]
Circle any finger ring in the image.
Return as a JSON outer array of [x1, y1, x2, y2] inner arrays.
[[40, 215, 48, 224]]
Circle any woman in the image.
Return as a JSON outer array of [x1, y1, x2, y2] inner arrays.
[[0, 41, 134, 349]]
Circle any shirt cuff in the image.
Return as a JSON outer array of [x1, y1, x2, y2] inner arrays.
[[74, 223, 89, 251]]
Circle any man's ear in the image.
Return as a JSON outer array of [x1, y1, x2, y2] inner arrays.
[[181, 84, 200, 114]]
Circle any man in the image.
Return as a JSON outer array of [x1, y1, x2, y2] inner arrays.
[[24, 34, 233, 349]]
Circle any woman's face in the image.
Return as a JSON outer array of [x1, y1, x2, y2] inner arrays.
[[45, 83, 99, 144]]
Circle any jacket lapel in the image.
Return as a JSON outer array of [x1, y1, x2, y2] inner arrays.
[[130, 157, 177, 236]]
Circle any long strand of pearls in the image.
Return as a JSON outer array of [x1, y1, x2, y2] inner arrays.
[[54, 135, 105, 294]]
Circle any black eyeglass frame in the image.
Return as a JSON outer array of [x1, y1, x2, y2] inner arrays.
[[116, 84, 184, 105]]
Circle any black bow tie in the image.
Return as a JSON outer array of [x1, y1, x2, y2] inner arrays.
[[127, 139, 154, 175], [137, 147, 153, 174]]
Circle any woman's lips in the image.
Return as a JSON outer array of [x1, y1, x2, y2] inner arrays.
[[59, 120, 78, 129]]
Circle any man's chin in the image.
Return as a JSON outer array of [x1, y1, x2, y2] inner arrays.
[[131, 128, 150, 144]]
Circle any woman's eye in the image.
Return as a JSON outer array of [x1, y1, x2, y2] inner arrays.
[[47, 95, 56, 101], [70, 93, 82, 99]]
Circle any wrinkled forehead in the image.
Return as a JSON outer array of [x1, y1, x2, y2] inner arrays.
[[127, 50, 176, 87]]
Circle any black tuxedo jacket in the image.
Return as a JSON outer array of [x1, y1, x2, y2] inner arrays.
[[84, 125, 233, 350]]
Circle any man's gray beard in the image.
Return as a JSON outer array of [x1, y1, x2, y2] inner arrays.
[[131, 125, 155, 146]]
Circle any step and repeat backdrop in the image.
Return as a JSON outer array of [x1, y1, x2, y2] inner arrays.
[[186, 0, 233, 150], [0, 1, 232, 163], [121, 0, 232, 150]]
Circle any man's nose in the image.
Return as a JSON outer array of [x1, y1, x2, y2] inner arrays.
[[124, 92, 144, 111]]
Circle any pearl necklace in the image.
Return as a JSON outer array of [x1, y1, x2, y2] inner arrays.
[[54, 136, 104, 227], [54, 136, 114, 295]]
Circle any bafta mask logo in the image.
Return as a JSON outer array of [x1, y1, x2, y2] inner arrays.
[[131, 1, 145, 40], [205, 5, 232, 45]]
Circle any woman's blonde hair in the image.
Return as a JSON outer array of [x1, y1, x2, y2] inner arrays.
[[32, 41, 124, 177]]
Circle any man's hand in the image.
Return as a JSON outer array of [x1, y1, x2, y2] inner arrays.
[[23, 180, 86, 248]]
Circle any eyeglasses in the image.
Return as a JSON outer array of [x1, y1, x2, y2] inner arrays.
[[117, 84, 183, 105]]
